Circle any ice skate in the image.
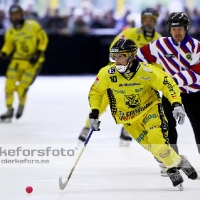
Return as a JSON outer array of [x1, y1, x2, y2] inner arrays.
[[119, 127, 132, 146], [178, 155, 198, 180], [78, 127, 90, 143], [0, 108, 14, 122], [16, 105, 24, 119], [167, 167, 184, 189]]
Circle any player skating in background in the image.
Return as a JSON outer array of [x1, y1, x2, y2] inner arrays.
[[88, 38, 198, 189], [0, 5, 48, 122], [78, 8, 161, 145], [136, 12, 200, 173]]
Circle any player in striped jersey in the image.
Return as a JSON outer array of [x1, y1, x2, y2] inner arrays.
[[136, 12, 200, 156]]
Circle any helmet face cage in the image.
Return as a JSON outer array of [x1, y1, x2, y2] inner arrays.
[[110, 39, 137, 62], [110, 51, 135, 62], [141, 8, 159, 23], [166, 12, 190, 31]]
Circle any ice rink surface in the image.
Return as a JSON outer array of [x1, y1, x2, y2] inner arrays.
[[0, 76, 199, 200]]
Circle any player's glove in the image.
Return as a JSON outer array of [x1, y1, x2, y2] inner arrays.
[[172, 103, 185, 125], [0, 52, 7, 62], [29, 50, 42, 64], [89, 109, 101, 131]]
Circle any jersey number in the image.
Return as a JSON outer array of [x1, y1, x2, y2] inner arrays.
[[20, 42, 29, 53], [136, 35, 141, 41], [110, 76, 117, 82]]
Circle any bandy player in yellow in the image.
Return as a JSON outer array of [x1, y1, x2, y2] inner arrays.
[[0, 5, 48, 122], [88, 38, 198, 189], [78, 8, 161, 145]]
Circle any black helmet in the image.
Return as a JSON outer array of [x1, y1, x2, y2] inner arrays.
[[110, 39, 137, 62], [166, 12, 189, 31], [9, 5, 24, 29], [9, 5, 23, 16], [141, 8, 159, 22]]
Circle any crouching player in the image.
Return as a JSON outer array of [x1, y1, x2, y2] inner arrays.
[[88, 38, 198, 188]]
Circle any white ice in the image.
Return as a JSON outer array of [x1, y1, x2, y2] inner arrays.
[[0, 76, 199, 200]]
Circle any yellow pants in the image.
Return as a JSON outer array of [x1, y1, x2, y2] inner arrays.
[[85, 92, 109, 127], [123, 103, 181, 168], [5, 60, 42, 109]]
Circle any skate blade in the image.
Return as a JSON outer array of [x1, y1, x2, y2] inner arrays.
[[161, 173, 169, 177], [160, 168, 168, 177], [0, 118, 12, 123], [119, 139, 131, 146], [177, 183, 184, 191]]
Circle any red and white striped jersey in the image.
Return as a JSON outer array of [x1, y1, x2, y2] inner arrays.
[[136, 34, 200, 93]]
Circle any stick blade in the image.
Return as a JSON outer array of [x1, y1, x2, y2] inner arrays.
[[59, 176, 68, 190]]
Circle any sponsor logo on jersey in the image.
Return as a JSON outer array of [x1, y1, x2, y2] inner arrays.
[[149, 126, 156, 130], [24, 36, 33, 39], [118, 102, 153, 121], [136, 130, 148, 143], [94, 77, 99, 84], [119, 83, 141, 87], [108, 67, 115, 74], [127, 102, 153, 116], [139, 76, 151, 81], [119, 110, 135, 121], [142, 67, 153, 73], [113, 89, 125, 94], [162, 121, 168, 132], [144, 114, 158, 125], [163, 76, 176, 97], [164, 53, 175, 58], [15, 32, 25, 36], [119, 111, 125, 117], [185, 53, 192, 60], [124, 94, 141, 108], [135, 88, 143, 92]]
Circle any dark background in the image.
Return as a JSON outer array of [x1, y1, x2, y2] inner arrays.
[[0, 33, 200, 76], [0, 34, 115, 76]]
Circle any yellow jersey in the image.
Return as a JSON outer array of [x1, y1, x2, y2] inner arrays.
[[110, 27, 161, 49], [1, 19, 48, 62], [89, 63, 181, 124]]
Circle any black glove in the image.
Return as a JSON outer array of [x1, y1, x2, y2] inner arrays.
[[172, 102, 185, 125], [29, 50, 42, 64], [0, 52, 7, 62], [89, 109, 100, 131]]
